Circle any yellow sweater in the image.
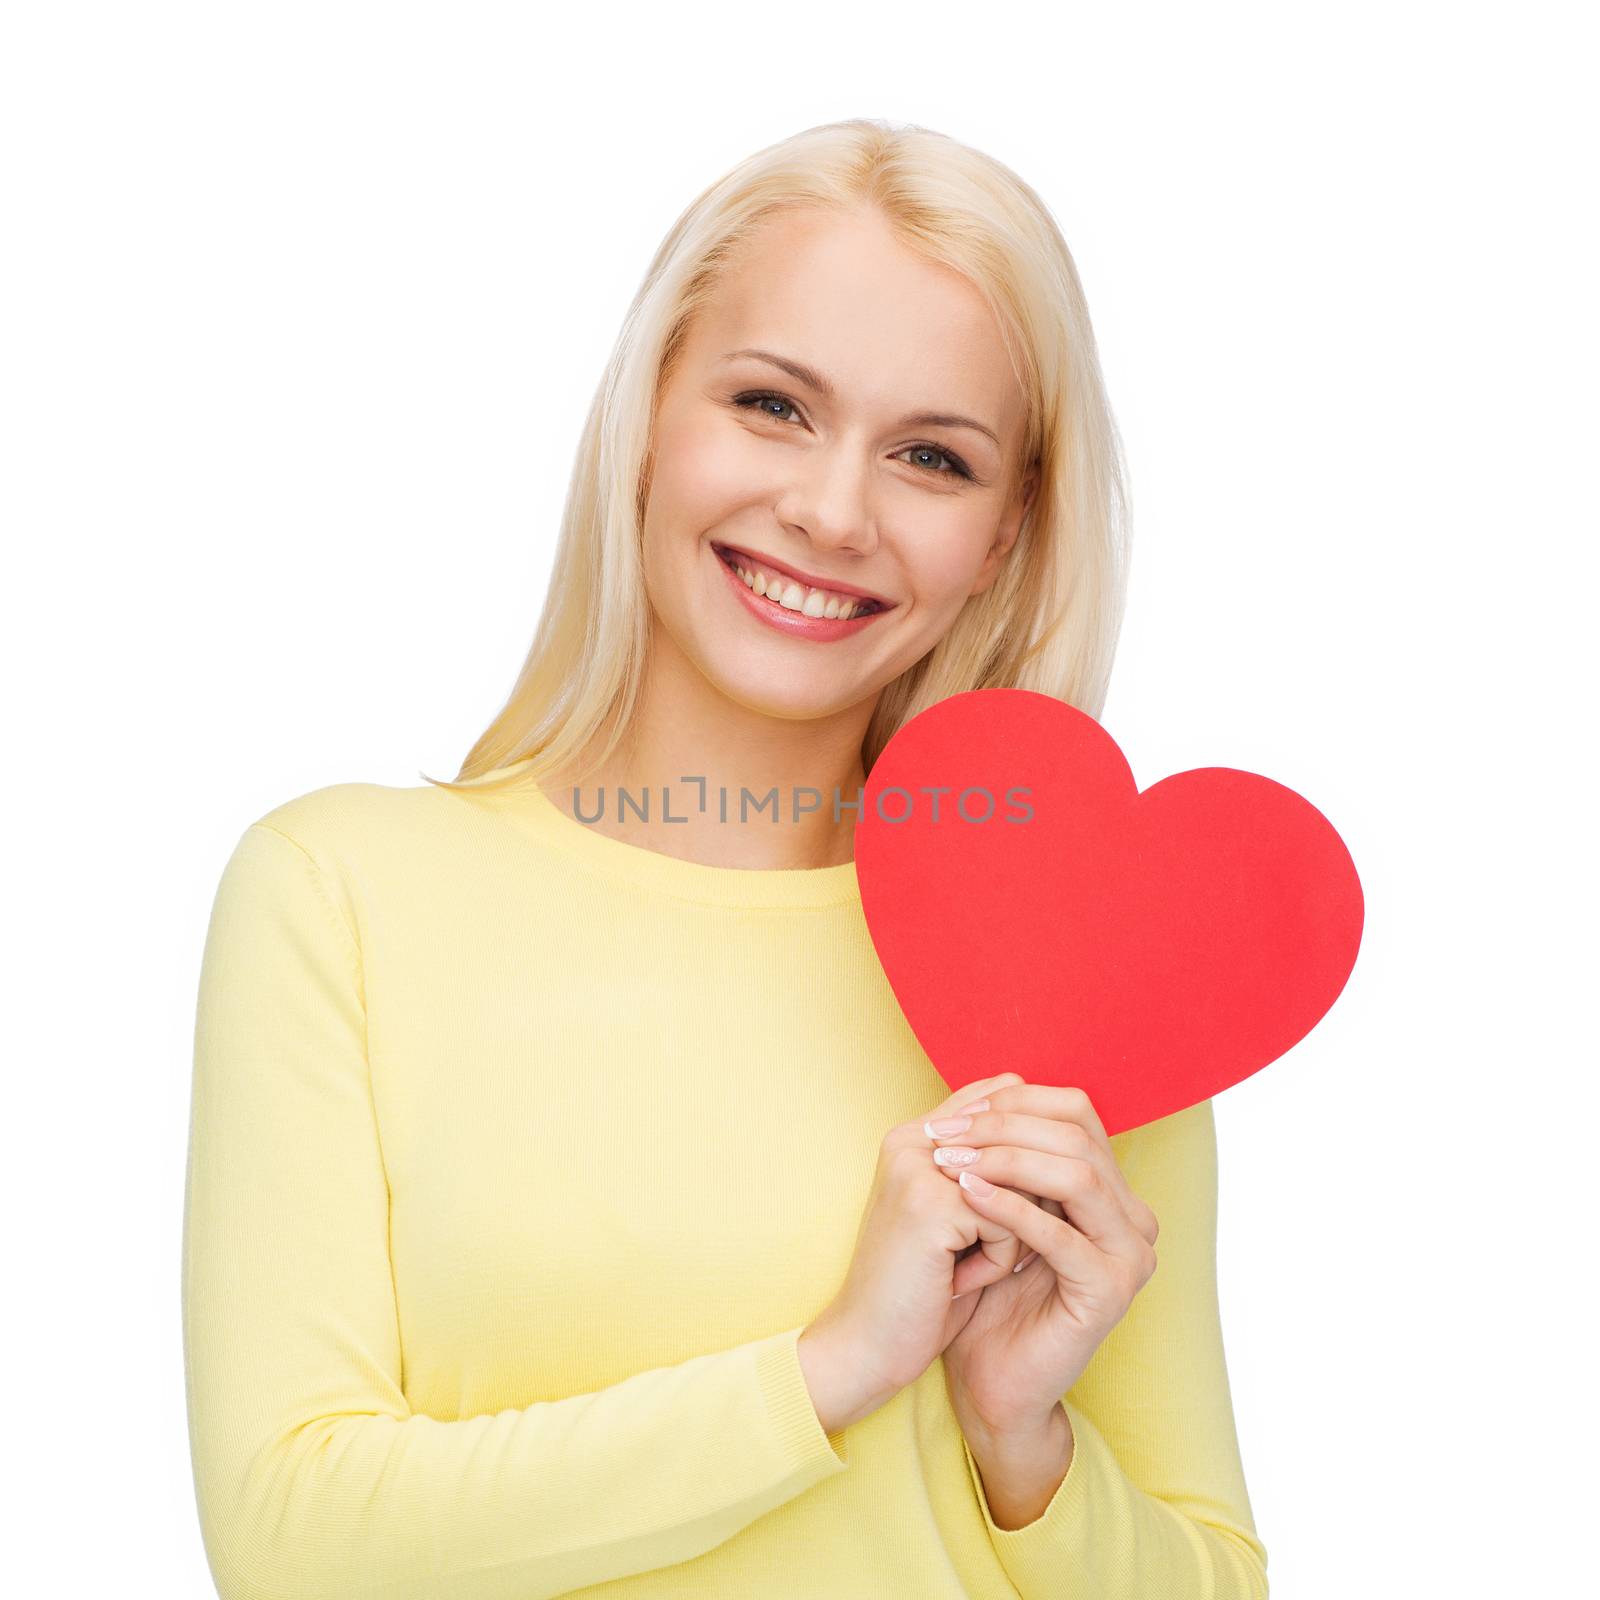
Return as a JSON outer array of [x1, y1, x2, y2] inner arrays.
[[182, 759, 1268, 1598]]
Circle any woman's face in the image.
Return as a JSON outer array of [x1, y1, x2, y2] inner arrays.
[[639, 203, 1036, 724]]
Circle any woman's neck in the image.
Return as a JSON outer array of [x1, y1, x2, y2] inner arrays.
[[542, 652, 874, 871]]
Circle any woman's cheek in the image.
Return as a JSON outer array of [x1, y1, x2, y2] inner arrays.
[[662, 422, 775, 522], [905, 522, 996, 609]]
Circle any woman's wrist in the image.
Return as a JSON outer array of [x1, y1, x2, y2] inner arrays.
[[962, 1402, 1075, 1530], [797, 1316, 900, 1435]]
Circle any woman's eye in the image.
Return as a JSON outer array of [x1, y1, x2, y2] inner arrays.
[[732, 391, 973, 482], [896, 444, 970, 480], [733, 391, 802, 424]]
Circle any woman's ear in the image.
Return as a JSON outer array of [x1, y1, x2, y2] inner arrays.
[[995, 461, 1040, 565], [969, 463, 1038, 597], [1017, 461, 1039, 525]]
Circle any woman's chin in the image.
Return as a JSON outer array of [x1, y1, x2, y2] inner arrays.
[[679, 640, 857, 723], [709, 668, 852, 725]]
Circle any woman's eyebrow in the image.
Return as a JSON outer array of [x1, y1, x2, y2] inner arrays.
[[719, 348, 1001, 449]]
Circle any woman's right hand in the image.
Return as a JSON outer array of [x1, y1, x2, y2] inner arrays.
[[797, 1072, 1032, 1434]]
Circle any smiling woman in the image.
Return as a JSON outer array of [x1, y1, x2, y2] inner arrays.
[[621, 206, 1040, 728], [182, 117, 1268, 1600]]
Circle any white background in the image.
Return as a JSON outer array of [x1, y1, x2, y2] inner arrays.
[[5, 3, 1595, 1594]]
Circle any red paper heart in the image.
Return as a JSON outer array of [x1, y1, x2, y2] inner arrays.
[[855, 689, 1363, 1135]]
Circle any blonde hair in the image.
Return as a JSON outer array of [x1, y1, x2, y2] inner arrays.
[[431, 116, 1130, 795]]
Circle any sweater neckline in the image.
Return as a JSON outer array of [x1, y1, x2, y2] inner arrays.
[[480, 758, 863, 910]]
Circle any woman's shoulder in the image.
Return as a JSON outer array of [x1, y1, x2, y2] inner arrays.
[[240, 771, 472, 874], [207, 770, 544, 962]]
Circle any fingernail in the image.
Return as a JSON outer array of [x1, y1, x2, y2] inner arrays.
[[955, 1097, 990, 1115], [933, 1146, 979, 1167], [925, 1115, 973, 1138], [959, 1170, 995, 1195]]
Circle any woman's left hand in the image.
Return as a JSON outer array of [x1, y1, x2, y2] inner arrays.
[[930, 1081, 1161, 1443]]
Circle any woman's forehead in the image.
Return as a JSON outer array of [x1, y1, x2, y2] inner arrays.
[[684, 212, 1025, 442]]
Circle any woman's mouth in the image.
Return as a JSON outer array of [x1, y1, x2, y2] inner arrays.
[[710, 542, 894, 641]]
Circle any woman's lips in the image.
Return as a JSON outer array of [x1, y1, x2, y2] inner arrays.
[[711, 543, 892, 641], [713, 540, 891, 606]]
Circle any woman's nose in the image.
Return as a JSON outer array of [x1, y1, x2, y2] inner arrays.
[[775, 448, 879, 558]]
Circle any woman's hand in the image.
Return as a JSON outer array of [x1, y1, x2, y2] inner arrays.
[[927, 1081, 1161, 1443], [798, 1072, 1034, 1433]]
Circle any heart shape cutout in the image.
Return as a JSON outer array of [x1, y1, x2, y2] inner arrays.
[[855, 689, 1364, 1134]]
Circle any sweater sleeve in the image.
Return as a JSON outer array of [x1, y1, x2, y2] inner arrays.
[[959, 1097, 1269, 1598], [181, 822, 849, 1600]]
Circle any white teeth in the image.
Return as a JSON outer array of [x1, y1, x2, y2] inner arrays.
[[726, 552, 872, 620]]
